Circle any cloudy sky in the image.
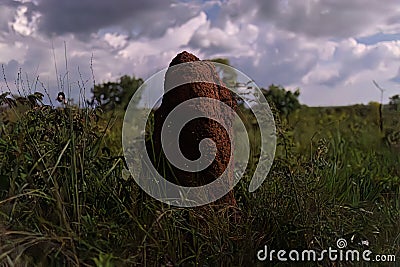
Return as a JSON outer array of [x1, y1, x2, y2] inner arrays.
[[1, 0, 400, 106]]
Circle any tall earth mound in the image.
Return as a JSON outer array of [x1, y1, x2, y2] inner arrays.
[[149, 51, 237, 206]]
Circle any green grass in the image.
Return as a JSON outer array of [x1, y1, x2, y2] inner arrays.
[[0, 90, 399, 266]]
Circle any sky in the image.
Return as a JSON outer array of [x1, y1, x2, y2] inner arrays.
[[1, 0, 400, 106]]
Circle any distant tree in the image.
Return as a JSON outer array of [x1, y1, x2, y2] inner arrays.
[[389, 94, 400, 111], [261, 84, 301, 119], [208, 58, 257, 109], [89, 75, 143, 110], [209, 58, 238, 88]]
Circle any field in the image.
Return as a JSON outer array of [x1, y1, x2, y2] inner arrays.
[[0, 87, 399, 266]]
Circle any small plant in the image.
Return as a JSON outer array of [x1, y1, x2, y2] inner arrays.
[[93, 253, 114, 267]]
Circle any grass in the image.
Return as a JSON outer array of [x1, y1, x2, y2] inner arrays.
[[0, 77, 399, 266]]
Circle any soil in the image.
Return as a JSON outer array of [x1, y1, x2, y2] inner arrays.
[[149, 51, 237, 206]]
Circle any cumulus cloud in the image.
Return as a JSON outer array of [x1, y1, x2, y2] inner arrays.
[[3, 0, 204, 40], [223, 26, 319, 88], [189, 18, 259, 57], [118, 12, 208, 67], [104, 33, 128, 49], [221, 0, 400, 38], [1, 0, 400, 106], [292, 38, 400, 105], [10, 5, 41, 36]]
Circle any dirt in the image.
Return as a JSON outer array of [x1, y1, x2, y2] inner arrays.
[[149, 51, 237, 206]]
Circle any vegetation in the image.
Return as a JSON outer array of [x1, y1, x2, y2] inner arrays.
[[262, 84, 301, 120], [389, 94, 400, 111], [89, 75, 143, 111], [0, 69, 399, 266]]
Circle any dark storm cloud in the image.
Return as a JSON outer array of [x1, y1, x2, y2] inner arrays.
[[35, 0, 170, 36], [222, 0, 400, 38], [275, 0, 398, 38], [5, 0, 202, 38]]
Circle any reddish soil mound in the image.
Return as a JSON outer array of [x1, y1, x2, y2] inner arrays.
[[150, 51, 237, 206]]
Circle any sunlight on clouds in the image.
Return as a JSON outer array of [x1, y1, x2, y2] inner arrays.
[[382, 41, 400, 57], [189, 19, 259, 57], [119, 12, 207, 60], [104, 33, 128, 49], [10, 5, 40, 36]]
